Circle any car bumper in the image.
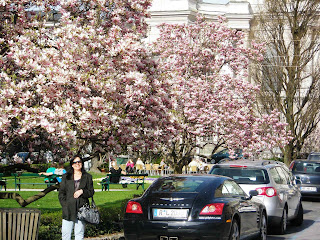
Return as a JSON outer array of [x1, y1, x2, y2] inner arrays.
[[299, 185, 320, 196], [123, 220, 231, 240]]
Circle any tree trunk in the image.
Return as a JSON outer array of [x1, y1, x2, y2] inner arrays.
[[283, 143, 294, 166], [89, 155, 104, 173], [0, 184, 59, 207]]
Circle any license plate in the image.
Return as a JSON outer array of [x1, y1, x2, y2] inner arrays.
[[153, 208, 188, 219], [300, 187, 317, 192]]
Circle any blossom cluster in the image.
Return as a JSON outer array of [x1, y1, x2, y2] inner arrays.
[[0, 1, 290, 159]]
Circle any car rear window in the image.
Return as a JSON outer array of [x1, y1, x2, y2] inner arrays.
[[293, 162, 320, 174], [210, 167, 269, 184], [152, 178, 205, 192]]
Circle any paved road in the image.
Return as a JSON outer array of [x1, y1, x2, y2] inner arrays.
[[268, 197, 320, 240]]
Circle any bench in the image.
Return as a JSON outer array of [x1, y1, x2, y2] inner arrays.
[[11, 173, 57, 191], [100, 173, 148, 191], [0, 173, 7, 191], [0, 208, 41, 240]]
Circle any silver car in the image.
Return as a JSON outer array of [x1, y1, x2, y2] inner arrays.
[[209, 159, 303, 234]]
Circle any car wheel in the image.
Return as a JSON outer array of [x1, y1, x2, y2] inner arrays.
[[257, 212, 267, 240], [277, 208, 287, 235], [229, 220, 240, 240], [291, 202, 303, 226]]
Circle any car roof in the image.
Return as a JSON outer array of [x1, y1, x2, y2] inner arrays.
[[292, 159, 320, 163], [167, 174, 230, 179], [214, 159, 286, 169], [307, 152, 320, 160], [308, 152, 320, 155]]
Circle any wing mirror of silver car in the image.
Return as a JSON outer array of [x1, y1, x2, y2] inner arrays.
[[249, 190, 259, 197], [242, 190, 259, 200], [294, 176, 301, 185]]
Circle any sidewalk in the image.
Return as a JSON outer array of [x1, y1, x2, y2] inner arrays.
[[4, 188, 131, 192]]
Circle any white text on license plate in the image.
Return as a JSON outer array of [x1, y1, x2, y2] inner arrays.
[[300, 187, 317, 192], [153, 209, 188, 219]]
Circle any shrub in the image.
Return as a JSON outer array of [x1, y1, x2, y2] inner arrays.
[[38, 211, 62, 240], [30, 163, 52, 172]]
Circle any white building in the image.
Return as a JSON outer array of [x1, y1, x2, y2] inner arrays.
[[146, 0, 254, 43]]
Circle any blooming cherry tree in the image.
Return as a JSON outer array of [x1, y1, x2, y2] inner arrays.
[[0, 0, 174, 162], [152, 16, 290, 172]]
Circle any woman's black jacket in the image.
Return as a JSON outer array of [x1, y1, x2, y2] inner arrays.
[[58, 172, 94, 221]]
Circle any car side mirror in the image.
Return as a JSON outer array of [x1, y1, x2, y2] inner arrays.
[[249, 190, 259, 197], [242, 190, 258, 200], [294, 176, 301, 185]]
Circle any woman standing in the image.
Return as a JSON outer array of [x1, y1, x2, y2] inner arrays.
[[58, 155, 94, 240]]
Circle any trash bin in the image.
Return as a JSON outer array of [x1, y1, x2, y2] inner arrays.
[[0, 208, 41, 240]]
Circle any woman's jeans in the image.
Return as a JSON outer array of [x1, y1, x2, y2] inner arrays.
[[62, 219, 86, 240]]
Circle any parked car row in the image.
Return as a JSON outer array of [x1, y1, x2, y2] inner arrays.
[[123, 158, 307, 240]]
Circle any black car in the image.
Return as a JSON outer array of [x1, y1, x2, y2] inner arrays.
[[123, 175, 267, 240], [211, 149, 243, 164], [290, 159, 320, 197]]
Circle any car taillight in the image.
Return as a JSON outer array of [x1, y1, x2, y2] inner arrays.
[[199, 203, 224, 215], [126, 201, 143, 214], [256, 187, 277, 197], [289, 162, 294, 170]]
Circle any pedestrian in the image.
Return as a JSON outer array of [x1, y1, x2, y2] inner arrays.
[[58, 155, 94, 240]]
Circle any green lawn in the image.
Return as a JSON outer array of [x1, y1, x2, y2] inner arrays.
[[0, 189, 145, 209]]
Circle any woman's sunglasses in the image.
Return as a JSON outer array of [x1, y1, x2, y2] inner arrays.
[[72, 160, 82, 165]]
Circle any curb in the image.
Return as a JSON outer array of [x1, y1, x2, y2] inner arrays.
[[85, 232, 124, 240]]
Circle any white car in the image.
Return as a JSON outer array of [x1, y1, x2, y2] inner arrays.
[[210, 159, 303, 234]]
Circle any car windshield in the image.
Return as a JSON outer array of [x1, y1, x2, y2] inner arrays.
[[211, 167, 269, 184], [293, 162, 320, 174], [152, 177, 206, 193]]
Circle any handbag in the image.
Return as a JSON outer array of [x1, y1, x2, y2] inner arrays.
[[77, 197, 100, 224]]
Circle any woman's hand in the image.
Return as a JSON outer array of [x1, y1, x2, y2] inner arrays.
[[74, 189, 83, 199]]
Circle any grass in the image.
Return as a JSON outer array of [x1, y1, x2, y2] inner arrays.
[[0, 189, 145, 209]]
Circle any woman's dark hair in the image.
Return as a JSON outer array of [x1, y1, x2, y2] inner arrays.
[[66, 155, 86, 180]]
